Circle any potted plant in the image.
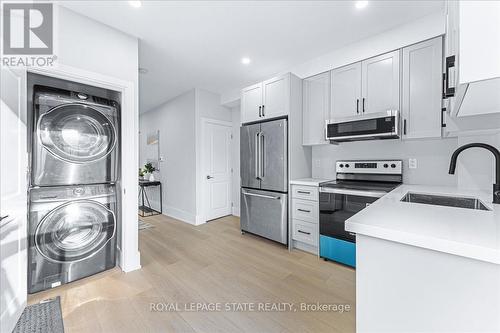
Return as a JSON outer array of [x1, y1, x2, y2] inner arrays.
[[143, 162, 156, 181], [138, 168, 145, 180]]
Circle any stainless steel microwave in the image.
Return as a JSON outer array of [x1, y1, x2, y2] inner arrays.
[[325, 110, 400, 143]]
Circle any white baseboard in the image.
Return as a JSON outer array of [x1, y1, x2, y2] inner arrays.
[[163, 205, 197, 225], [232, 206, 240, 217]]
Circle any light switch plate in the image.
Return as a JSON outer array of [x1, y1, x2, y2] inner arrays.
[[409, 158, 417, 169]]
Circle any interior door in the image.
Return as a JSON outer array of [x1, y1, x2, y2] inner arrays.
[[203, 121, 232, 221], [262, 74, 290, 119], [331, 63, 362, 119], [361, 50, 401, 114], [240, 123, 261, 189], [241, 83, 262, 123], [1, 67, 28, 333], [260, 119, 288, 192]]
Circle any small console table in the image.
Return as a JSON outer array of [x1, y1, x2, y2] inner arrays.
[[138, 180, 162, 217]]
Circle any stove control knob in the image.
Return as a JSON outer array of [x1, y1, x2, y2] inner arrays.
[[383, 164, 389, 168], [339, 164, 344, 168], [391, 163, 396, 168], [345, 164, 350, 168]]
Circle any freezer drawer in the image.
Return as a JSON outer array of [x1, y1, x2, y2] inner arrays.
[[240, 188, 288, 245]]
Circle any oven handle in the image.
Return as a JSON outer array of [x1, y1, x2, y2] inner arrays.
[[319, 187, 386, 198]]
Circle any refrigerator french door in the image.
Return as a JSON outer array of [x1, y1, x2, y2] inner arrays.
[[240, 118, 288, 244]]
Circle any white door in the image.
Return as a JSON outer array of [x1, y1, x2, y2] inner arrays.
[[402, 37, 443, 139], [361, 50, 400, 114], [241, 82, 262, 124], [331, 62, 362, 119], [262, 74, 290, 119], [203, 120, 232, 221], [1, 67, 28, 333]]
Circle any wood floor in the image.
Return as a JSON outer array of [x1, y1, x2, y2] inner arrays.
[[28, 215, 356, 333]]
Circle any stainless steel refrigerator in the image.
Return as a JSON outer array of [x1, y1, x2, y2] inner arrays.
[[240, 118, 288, 245]]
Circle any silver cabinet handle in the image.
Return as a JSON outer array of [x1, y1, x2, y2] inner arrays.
[[298, 230, 311, 235], [0, 215, 9, 221], [243, 192, 280, 200], [0, 215, 12, 229], [262, 105, 265, 117], [206, 175, 214, 179], [297, 208, 311, 213], [297, 191, 311, 194]]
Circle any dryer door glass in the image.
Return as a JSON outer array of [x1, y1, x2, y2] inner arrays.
[[35, 201, 115, 262], [38, 103, 117, 163]]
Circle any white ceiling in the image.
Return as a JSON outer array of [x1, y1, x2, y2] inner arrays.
[[63, 1, 444, 112]]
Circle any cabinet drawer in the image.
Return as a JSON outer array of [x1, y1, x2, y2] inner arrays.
[[292, 219, 318, 246], [292, 198, 318, 224], [291, 185, 318, 201]]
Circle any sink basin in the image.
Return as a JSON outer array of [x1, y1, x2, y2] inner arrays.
[[401, 192, 490, 211]]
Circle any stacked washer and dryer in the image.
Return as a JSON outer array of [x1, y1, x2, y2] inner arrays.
[[27, 74, 121, 293]]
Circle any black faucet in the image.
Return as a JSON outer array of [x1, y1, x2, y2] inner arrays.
[[449, 143, 500, 204]]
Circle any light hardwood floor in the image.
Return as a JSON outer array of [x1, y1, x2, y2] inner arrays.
[[28, 215, 356, 333]]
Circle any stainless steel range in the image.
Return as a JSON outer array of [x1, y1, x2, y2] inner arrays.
[[319, 160, 402, 267]]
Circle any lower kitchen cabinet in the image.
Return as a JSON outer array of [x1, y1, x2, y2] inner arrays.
[[401, 36, 443, 139], [290, 184, 319, 255]]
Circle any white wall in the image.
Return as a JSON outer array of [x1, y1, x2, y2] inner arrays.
[[140, 90, 197, 222], [230, 107, 241, 216]]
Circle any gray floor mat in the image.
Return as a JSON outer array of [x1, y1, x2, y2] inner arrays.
[[13, 296, 64, 333]]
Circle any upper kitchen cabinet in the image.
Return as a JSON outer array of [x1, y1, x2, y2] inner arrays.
[[361, 50, 400, 115], [303, 72, 330, 145], [241, 73, 292, 124], [331, 63, 362, 119], [445, 1, 500, 118], [330, 50, 400, 119], [401, 37, 443, 140]]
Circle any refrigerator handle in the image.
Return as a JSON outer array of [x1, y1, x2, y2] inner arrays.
[[259, 133, 265, 179], [243, 192, 280, 200], [255, 132, 260, 180]]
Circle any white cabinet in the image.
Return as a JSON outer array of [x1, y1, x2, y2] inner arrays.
[[241, 82, 263, 124], [331, 63, 361, 119], [330, 50, 400, 119], [401, 37, 443, 140], [361, 50, 400, 115], [291, 184, 319, 255], [241, 73, 291, 124], [302, 72, 330, 145]]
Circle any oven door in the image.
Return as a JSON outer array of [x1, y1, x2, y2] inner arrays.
[[319, 189, 378, 242], [326, 110, 399, 142]]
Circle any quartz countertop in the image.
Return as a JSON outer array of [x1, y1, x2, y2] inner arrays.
[[290, 178, 333, 187], [345, 184, 500, 264]]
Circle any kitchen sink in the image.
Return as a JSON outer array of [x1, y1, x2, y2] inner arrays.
[[400, 192, 490, 211]]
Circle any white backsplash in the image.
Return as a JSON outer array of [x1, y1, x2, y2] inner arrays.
[[312, 137, 459, 186]]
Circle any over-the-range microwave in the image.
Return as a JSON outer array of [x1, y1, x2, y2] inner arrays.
[[325, 110, 400, 143]]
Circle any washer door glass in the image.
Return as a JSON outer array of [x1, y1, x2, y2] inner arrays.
[[35, 201, 115, 263], [38, 103, 116, 163]]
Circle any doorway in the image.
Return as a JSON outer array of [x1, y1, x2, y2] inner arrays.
[[202, 119, 233, 221]]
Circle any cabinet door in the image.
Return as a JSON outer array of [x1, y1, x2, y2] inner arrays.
[[303, 72, 330, 145], [402, 37, 443, 139], [262, 74, 290, 119], [241, 82, 263, 124], [331, 62, 362, 119], [361, 50, 400, 114]]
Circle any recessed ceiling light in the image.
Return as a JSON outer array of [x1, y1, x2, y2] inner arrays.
[[355, 1, 369, 9], [241, 57, 251, 65], [129, 1, 142, 8]]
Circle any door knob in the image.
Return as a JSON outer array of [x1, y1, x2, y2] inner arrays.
[[206, 175, 214, 179]]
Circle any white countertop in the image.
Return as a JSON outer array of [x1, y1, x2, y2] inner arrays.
[[346, 185, 500, 264], [290, 178, 333, 186]]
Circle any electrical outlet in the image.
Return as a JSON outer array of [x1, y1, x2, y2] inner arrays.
[[409, 158, 417, 169]]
